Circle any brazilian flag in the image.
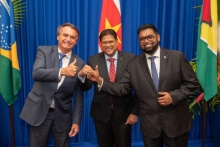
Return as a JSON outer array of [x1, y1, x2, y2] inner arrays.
[[0, 0, 21, 105]]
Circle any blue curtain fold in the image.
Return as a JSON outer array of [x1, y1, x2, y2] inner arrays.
[[1, 0, 219, 146]]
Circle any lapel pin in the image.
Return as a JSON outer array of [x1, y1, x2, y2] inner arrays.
[[120, 58, 123, 60], [164, 56, 166, 59]]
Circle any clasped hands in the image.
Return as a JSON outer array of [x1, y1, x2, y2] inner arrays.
[[79, 65, 102, 83]]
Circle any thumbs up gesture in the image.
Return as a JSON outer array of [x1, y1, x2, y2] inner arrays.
[[61, 58, 78, 77], [87, 65, 103, 84]]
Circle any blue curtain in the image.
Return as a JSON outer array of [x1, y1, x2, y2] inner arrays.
[[1, 0, 219, 146]]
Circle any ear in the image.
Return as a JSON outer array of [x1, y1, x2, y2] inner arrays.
[[115, 40, 119, 48], [157, 34, 160, 41], [116, 39, 119, 44]]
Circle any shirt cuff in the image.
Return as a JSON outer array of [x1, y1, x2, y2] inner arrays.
[[78, 73, 86, 83], [97, 78, 103, 91]]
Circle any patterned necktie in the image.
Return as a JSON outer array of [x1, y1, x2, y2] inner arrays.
[[149, 56, 159, 90], [59, 53, 66, 68], [108, 58, 115, 82], [108, 58, 115, 109]]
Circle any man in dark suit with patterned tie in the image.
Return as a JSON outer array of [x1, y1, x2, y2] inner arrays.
[[79, 29, 138, 147], [87, 24, 200, 147], [20, 23, 87, 147]]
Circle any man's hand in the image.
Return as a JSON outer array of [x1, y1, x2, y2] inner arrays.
[[87, 65, 103, 84], [157, 92, 173, 106], [61, 58, 78, 77], [78, 65, 93, 78], [125, 114, 138, 125], [68, 124, 79, 137]]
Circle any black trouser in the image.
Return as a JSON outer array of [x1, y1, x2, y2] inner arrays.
[[143, 130, 189, 147], [94, 110, 132, 147]]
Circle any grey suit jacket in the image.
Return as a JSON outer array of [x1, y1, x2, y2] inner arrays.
[[20, 46, 85, 132], [101, 48, 200, 138], [82, 51, 138, 123]]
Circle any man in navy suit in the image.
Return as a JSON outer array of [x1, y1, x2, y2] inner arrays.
[[87, 24, 200, 147], [20, 23, 87, 147], [79, 29, 138, 147]]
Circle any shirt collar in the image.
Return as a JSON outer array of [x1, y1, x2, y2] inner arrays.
[[58, 48, 72, 59], [145, 46, 161, 59], [104, 50, 118, 60]]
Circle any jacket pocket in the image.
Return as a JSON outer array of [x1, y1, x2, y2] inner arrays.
[[63, 103, 72, 110], [28, 87, 42, 103], [176, 101, 188, 111], [92, 97, 101, 103]]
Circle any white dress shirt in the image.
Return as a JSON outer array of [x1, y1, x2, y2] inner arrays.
[[50, 48, 72, 108]]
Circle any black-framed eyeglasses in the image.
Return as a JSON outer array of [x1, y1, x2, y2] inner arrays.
[[101, 40, 116, 46], [139, 35, 155, 42]]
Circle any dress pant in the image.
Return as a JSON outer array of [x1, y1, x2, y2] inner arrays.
[[143, 130, 189, 147], [29, 109, 70, 147], [94, 110, 132, 147]]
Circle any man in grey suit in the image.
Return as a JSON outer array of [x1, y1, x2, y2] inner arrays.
[[87, 24, 200, 147], [79, 29, 138, 147], [20, 23, 87, 147]]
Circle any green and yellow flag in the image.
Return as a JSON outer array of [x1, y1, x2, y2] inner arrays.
[[196, 0, 218, 101], [0, 0, 21, 105]]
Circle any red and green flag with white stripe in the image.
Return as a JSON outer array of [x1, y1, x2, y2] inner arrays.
[[98, 0, 122, 52], [196, 0, 218, 101]]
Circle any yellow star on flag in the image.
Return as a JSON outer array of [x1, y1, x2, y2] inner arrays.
[[98, 0, 122, 52], [104, 18, 122, 44]]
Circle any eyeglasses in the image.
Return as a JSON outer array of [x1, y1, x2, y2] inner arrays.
[[139, 35, 155, 42], [101, 40, 116, 46]]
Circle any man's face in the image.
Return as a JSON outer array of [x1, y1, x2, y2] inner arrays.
[[57, 26, 78, 53], [138, 28, 160, 55], [101, 35, 118, 57]]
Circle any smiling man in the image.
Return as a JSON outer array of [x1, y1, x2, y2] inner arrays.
[[20, 23, 86, 147], [87, 24, 200, 147], [79, 29, 138, 147]]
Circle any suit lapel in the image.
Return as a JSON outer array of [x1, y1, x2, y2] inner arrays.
[[69, 52, 75, 64], [59, 51, 76, 88], [51, 46, 59, 68], [115, 51, 123, 82], [139, 53, 156, 91], [158, 48, 168, 91], [99, 53, 110, 80]]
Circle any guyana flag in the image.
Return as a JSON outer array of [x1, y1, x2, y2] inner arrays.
[[196, 0, 218, 101], [0, 0, 21, 105], [98, 0, 122, 52]]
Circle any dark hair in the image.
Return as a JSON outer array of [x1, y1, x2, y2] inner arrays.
[[137, 24, 158, 35], [57, 23, 80, 37], [99, 29, 117, 41]]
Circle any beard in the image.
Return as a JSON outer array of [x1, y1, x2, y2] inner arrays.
[[141, 43, 159, 55]]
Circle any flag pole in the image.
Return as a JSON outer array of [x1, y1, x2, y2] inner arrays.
[[10, 105, 15, 147], [202, 101, 207, 147]]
